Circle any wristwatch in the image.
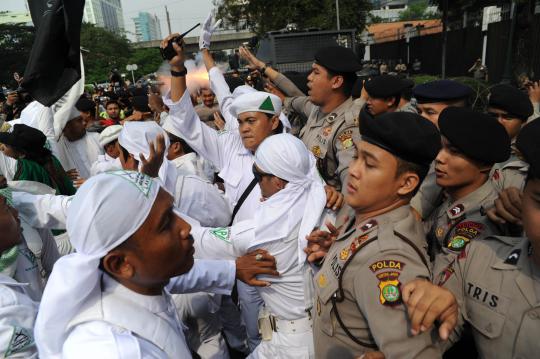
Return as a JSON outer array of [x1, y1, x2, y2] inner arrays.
[[171, 68, 187, 77]]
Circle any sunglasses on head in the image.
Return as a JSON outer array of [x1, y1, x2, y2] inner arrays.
[[252, 164, 273, 182]]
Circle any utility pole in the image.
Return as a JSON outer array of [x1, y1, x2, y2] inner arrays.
[[165, 6, 172, 35], [335, 0, 341, 31], [441, 0, 448, 79]]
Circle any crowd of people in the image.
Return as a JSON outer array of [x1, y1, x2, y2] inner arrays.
[[1, 13, 540, 359]]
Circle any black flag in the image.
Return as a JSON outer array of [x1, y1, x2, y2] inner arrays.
[[21, 0, 85, 107]]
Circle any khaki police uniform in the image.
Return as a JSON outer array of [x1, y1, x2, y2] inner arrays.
[[284, 96, 360, 190], [490, 146, 529, 192], [435, 236, 538, 359], [312, 206, 441, 358], [427, 180, 504, 268]]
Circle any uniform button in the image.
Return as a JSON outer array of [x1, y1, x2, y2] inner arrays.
[[528, 311, 539, 319]]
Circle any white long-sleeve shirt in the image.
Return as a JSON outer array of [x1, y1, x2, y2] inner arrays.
[[62, 259, 235, 359], [163, 91, 261, 224]]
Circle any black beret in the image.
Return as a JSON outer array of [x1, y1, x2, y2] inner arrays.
[[489, 84, 533, 120], [413, 80, 472, 104], [360, 111, 441, 167], [132, 95, 151, 112], [0, 124, 47, 154], [516, 118, 540, 179], [364, 75, 408, 98], [75, 98, 95, 112], [314, 46, 361, 73], [439, 107, 510, 164]]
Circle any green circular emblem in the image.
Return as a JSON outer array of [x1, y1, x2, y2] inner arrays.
[[449, 236, 467, 250], [382, 284, 400, 302]]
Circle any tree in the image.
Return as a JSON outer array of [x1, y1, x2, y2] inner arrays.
[[399, 0, 439, 21], [214, 0, 372, 36], [0, 24, 34, 88], [80, 23, 132, 84]]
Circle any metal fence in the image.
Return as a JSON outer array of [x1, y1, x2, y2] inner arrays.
[[370, 13, 540, 84], [256, 29, 357, 73]]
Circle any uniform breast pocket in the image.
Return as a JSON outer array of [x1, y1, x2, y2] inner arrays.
[[314, 271, 339, 337], [465, 300, 506, 339]]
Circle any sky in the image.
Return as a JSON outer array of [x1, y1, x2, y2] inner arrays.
[[0, 0, 216, 41]]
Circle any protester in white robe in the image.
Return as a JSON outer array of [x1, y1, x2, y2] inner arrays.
[[90, 124, 122, 176], [118, 121, 231, 227], [191, 134, 327, 358], [0, 188, 44, 359], [54, 104, 102, 179], [34, 171, 239, 359]]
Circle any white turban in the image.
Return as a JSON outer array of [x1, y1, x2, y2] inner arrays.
[[118, 121, 178, 194], [99, 124, 123, 147], [34, 171, 161, 357], [253, 134, 326, 265]]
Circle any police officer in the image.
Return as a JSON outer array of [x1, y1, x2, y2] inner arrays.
[[240, 45, 362, 193], [413, 79, 472, 128], [407, 119, 540, 358], [312, 112, 442, 358], [360, 74, 411, 117], [487, 84, 534, 192], [426, 107, 511, 268], [410, 80, 472, 220]]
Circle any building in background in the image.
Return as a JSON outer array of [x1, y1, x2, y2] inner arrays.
[[132, 12, 162, 42], [83, 0, 125, 33]]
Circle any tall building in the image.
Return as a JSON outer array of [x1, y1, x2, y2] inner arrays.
[[132, 12, 162, 42], [83, 0, 125, 33]]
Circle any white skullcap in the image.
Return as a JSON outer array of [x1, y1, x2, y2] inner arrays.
[[232, 85, 257, 98], [229, 91, 282, 118], [35, 171, 161, 357], [99, 124, 123, 147], [118, 121, 177, 194], [253, 134, 326, 265]]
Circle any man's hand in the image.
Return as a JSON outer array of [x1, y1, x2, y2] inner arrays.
[[236, 249, 279, 287], [486, 187, 523, 225], [213, 112, 226, 130], [199, 13, 221, 50], [264, 81, 286, 102], [239, 46, 265, 71], [140, 134, 166, 178], [324, 185, 344, 211], [527, 80, 540, 104], [5, 92, 18, 106], [357, 352, 385, 359], [66, 169, 80, 181], [73, 178, 86, 188], [402, 279, 458, 341], [304, 222, 339, 263], [160, 34, 186, 69]]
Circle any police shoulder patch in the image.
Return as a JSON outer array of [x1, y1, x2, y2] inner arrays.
[[447, 235, 470, 251], [5, 326, 34, 357], [376, 271, 402, 306], [369, 259, 405, 273], [337, 129, 354, 149], [210, 228, 231, 244]]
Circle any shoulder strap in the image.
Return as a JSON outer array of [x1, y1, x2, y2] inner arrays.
[[228, 178, 257, 226]]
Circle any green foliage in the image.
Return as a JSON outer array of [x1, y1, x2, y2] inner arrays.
[[81, 23, 165, 83], [399, 0, 440, 21], [215, 0, 372, 36], [0, 24, 34, 87], [80, 23, 132, 83]]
